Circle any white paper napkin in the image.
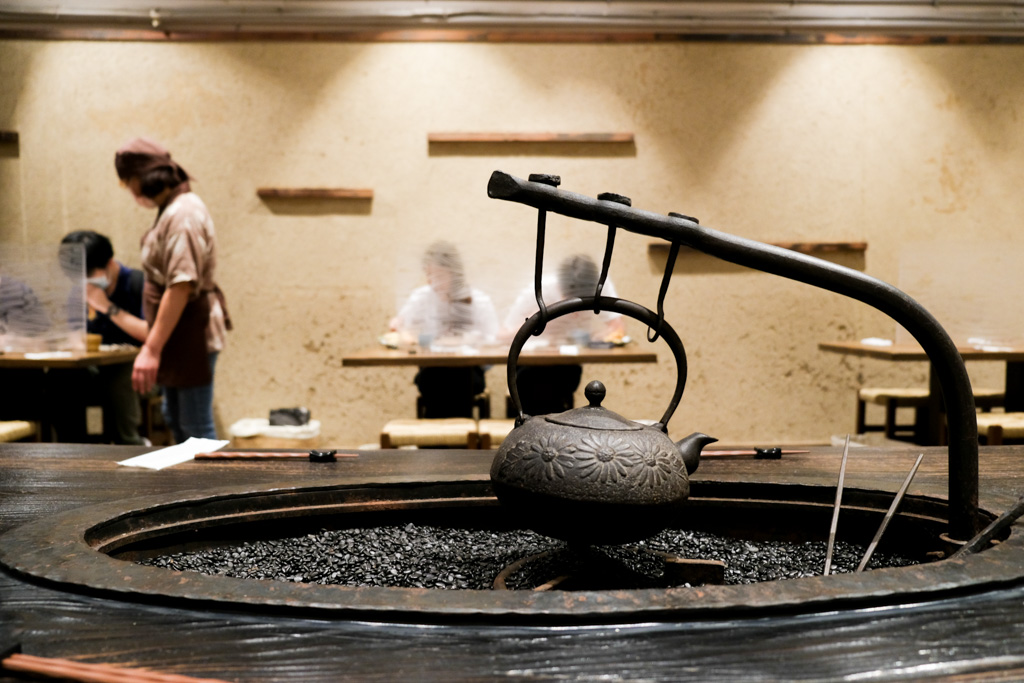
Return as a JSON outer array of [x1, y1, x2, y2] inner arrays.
[[24, 351, 74, 360], [117, 437, 230, 470]]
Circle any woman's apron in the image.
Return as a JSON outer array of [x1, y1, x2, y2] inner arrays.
[[142, 281, 213, 388]]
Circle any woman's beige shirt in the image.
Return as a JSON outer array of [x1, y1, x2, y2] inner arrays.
[[140, 192, 227, 353]]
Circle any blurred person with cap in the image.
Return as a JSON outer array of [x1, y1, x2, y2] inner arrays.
[[115, 136, 231, 443]]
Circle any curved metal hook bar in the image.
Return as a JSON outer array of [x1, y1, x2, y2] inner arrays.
[[649, 241, 680, 343], [595, 225, 616, 312], [532, 208, 548, 336], [507, 296, 688, 430], [488, 169, 980, 538]]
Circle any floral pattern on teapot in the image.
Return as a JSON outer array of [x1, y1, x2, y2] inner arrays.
[[497, 429, 687, 494]]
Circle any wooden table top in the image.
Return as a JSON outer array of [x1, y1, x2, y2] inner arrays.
[[0, 347, 139, 369], [819, 340, 1024, 362], [3, 443, 1024, 680], [342, 343, 658, 367]]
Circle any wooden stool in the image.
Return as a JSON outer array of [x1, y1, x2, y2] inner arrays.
[[0, 420, 39, 443], [856, 387, 1004, 442], [477, 418, 516, 449], [975, 412, 1024, 445], [380, 418, 478, 449]]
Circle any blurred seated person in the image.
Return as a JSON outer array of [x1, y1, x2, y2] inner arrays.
[[60, 230, 148, 444], [0, 273, 50, 424], [389, 241, 498, 418], [502, 253, 625, 416], [0, 272, 50, 345]]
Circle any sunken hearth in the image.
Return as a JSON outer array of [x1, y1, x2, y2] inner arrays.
[[1, 477, 1013, 625], [137, 524, 917, 592]]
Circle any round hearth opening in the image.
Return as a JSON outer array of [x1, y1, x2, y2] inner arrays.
[[1, 478, 1013, 625], [132, 519, 920, 592]]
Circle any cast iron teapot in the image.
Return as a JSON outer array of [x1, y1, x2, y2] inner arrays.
[[490, 296, 716, 545]]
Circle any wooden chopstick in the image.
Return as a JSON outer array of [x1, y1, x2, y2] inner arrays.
[[3, 652, 230, 683], [703, 449, 809, 456], [195, 451, 358, 459]]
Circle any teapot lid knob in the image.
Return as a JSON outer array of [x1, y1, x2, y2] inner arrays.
[[584, 380, 606, 407]]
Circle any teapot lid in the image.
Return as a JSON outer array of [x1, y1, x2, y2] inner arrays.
[[545, 380, 643, 431]]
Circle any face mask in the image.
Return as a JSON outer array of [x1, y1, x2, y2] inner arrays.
[[87, 276, 110, 290]]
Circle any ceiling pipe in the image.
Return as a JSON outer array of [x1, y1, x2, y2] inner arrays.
[[1, 1, 1023, 36]]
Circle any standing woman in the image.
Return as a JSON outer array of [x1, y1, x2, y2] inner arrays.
[[115, 137, 230, 442]]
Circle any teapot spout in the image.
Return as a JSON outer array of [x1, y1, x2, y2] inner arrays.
[[676, 432, 717, 475]]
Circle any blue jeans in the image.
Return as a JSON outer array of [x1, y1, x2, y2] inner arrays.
[[162, 352, 218, 443]]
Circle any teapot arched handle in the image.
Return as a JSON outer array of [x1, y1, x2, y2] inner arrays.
[[507, 296, 687, 430]]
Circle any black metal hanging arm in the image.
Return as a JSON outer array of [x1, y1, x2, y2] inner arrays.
[[595, 192, 630, 313], [487, 169, 980, 540], [526, 174, 561, 336]]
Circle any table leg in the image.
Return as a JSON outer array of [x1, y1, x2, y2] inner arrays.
[[1005, 361, 1024, 413]]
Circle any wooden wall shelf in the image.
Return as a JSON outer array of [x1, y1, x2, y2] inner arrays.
[[257, 188, 373, 200], [428, 132, 634, 144], [649, 241, 867, 256], [0, 131, 18, 144]]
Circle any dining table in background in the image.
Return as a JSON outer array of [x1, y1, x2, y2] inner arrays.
[[343, 343, 659, 417], [341, 344, 659, 368], [0, 347, 140, 441], [0, 347, 140, 370], [819, 340, 1024, 445]]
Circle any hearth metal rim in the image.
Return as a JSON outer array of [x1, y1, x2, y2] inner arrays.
[[0, 477, 1017, 625]]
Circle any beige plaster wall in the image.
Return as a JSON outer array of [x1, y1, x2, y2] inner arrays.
[[2, 40, 1022, 447]]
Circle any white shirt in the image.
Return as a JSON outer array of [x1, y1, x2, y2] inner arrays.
[[503, 274, 622, 344], [394, 285, 499, 344]]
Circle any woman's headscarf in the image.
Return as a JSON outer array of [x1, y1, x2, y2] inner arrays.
[[114, 137, 191, 189]]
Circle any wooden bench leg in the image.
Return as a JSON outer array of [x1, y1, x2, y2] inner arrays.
[[884, 400, 899, 440], [914, 406, 929, 445], [988, 425, 1004, 446], [380, 433, 393, 449], [856, 398, 867, 434]]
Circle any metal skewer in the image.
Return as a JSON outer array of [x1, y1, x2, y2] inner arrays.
[[824, 434, 851, 576], [856, 452, 925, 572]]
